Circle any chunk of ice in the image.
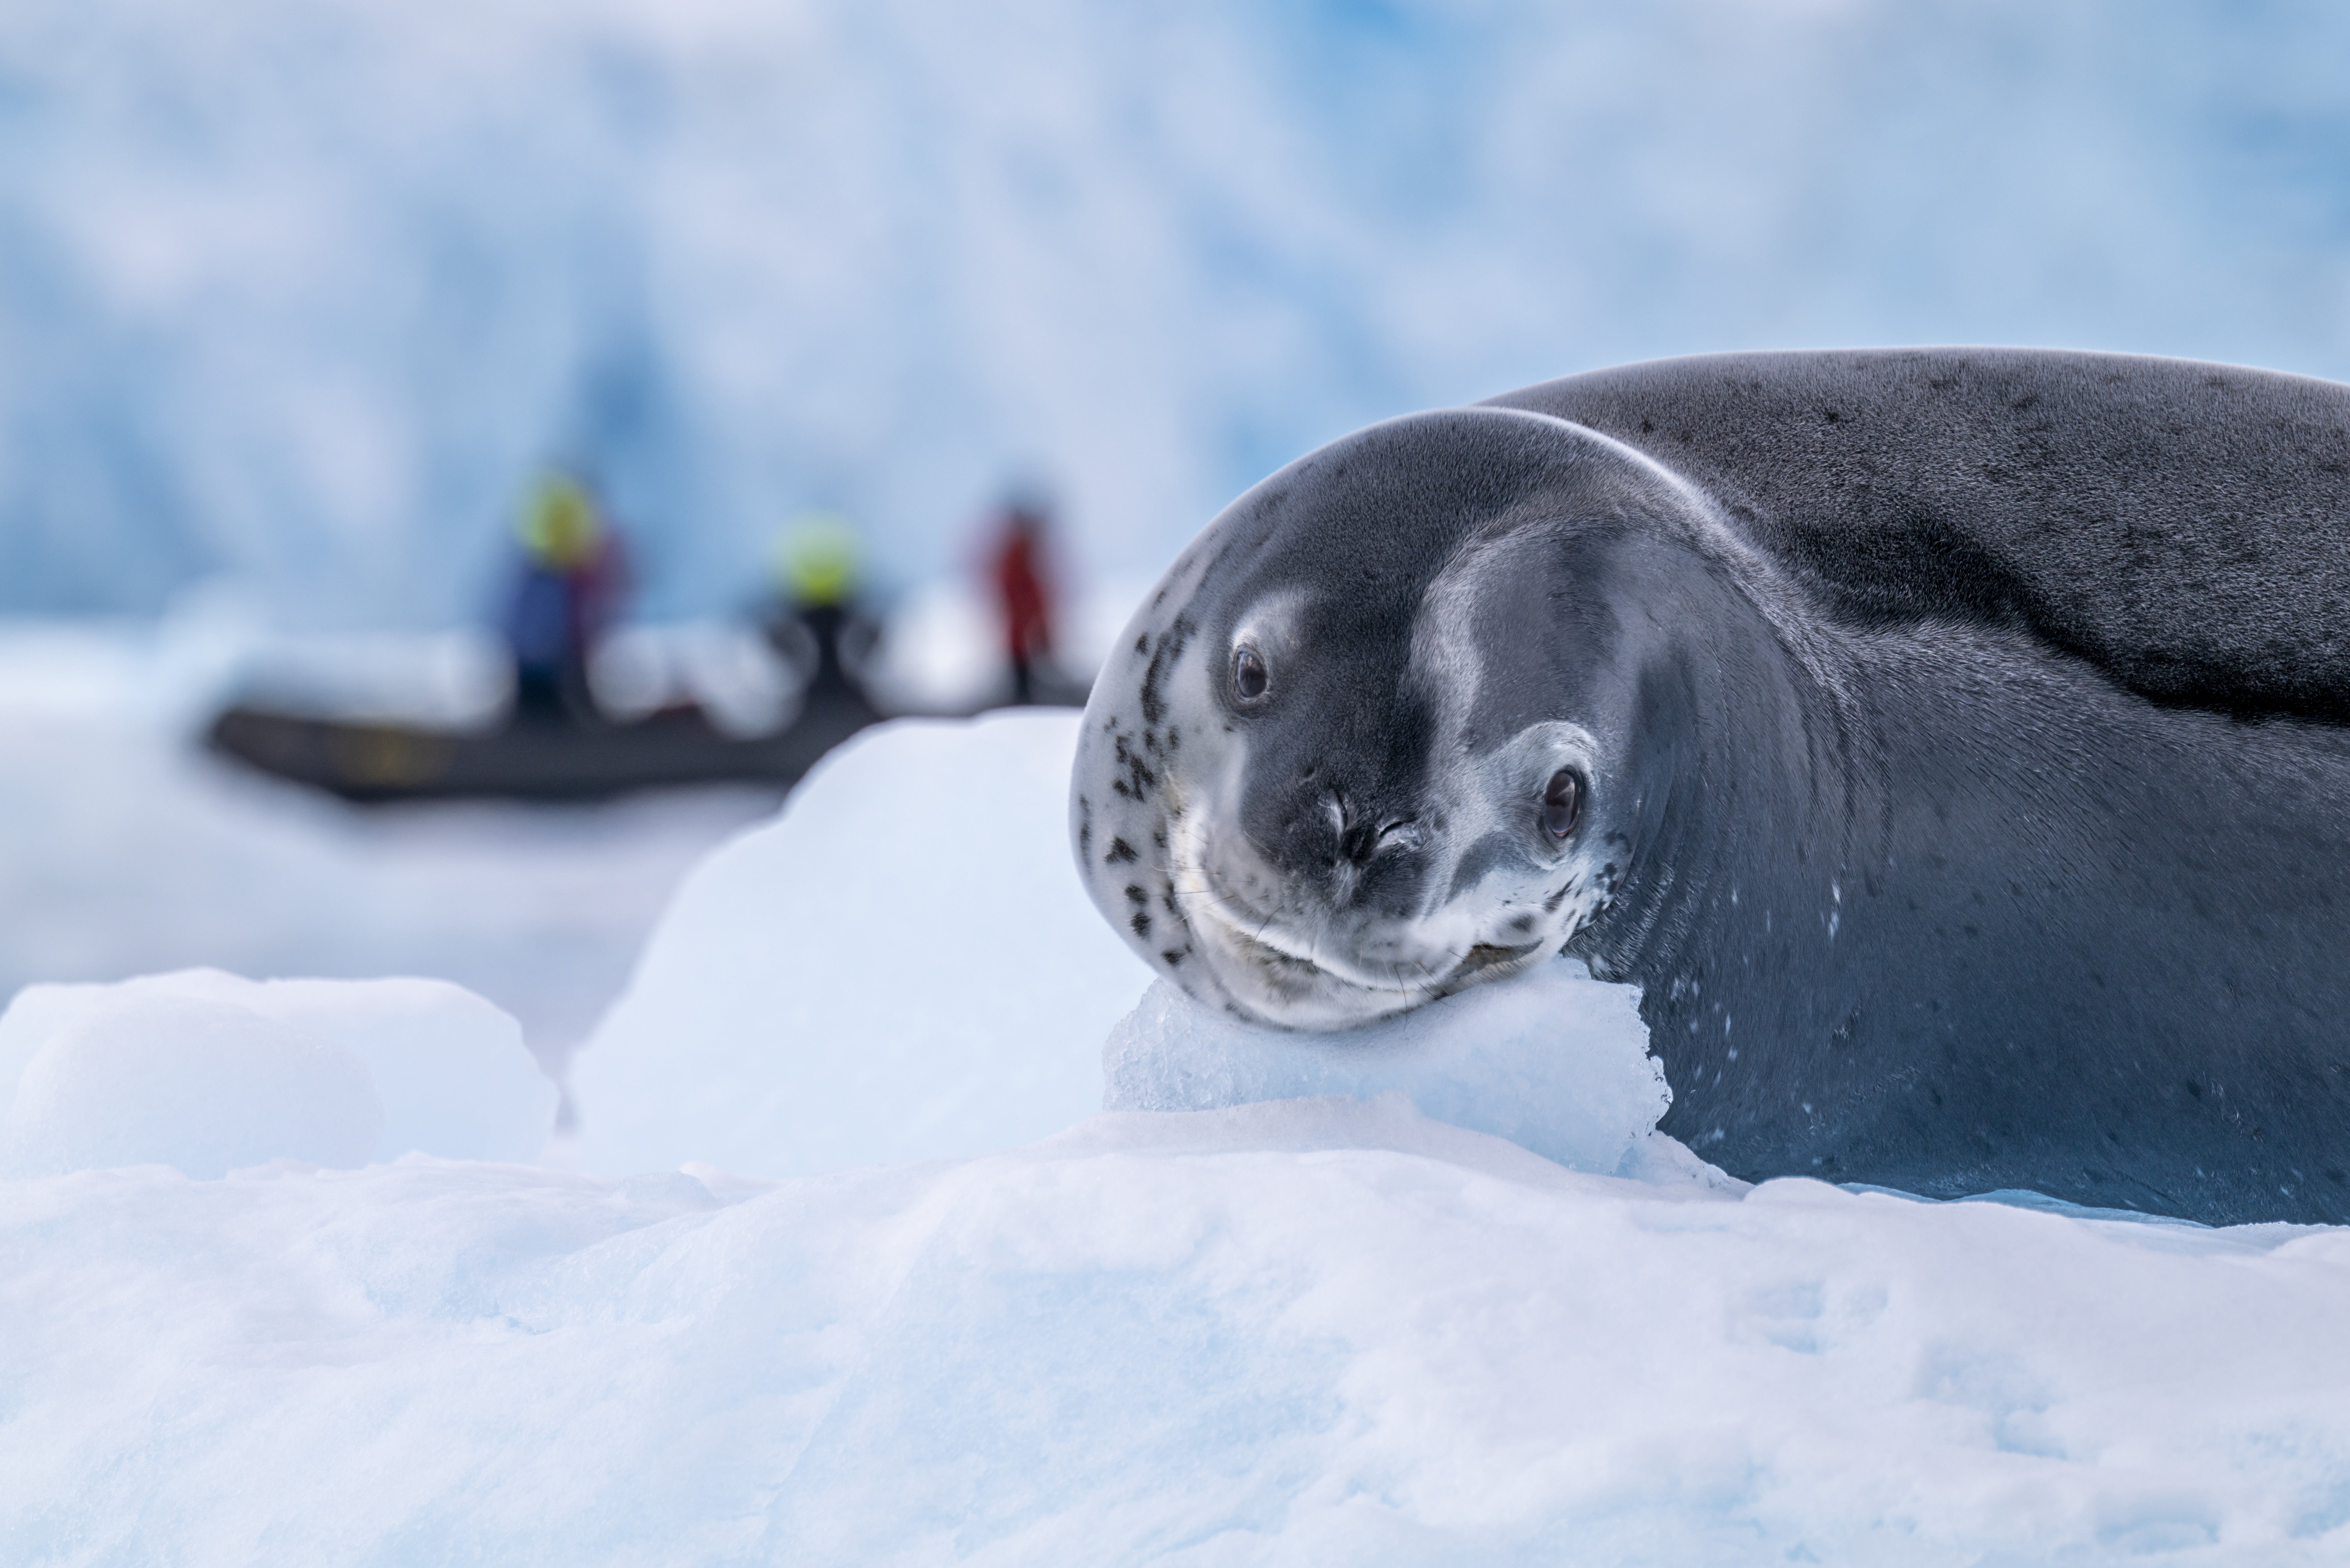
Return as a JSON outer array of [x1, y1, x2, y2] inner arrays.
[[1106, 958, 1705, 1182]]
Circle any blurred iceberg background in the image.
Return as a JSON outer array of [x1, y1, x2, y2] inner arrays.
[[8, 0, 2350, 625]]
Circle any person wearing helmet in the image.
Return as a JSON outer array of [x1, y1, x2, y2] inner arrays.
[[766, 512, 877, 708], [503, 472, 628, 725]]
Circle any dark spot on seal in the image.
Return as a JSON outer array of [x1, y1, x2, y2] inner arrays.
[[1112, 733, 1158, 796], [1134, 634, 1148, 655], [1106, 838, 1138, 865], [1162, 949, 1185, 967], [1130, 911, 1152, 938], [1124, 885, 1147, 906], [1139, 613, 1194, 728], [1078, 823, 1091, 855]]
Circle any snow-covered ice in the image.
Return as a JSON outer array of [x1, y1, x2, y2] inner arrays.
[[572, 710, 1154, 1177], [7, 686, 2350, 1563], [7, 1104, 2350, 1563]]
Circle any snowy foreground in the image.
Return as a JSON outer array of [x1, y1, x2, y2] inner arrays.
[[7, 712, 2350, 1564]]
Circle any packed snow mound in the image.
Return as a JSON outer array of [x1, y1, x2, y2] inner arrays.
[[1108, 960, 1704, 1184], [6, 1104, 2347, 1564], [0, 993, 381, 1179], [570, 710, 1154, 1177], [0, 969, 553, 1176]]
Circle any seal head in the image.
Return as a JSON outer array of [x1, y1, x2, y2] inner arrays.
[[1070, 407, 1756, 1030]]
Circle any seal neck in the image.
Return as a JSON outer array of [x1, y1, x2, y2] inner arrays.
[[1570, 545, 1869, 988]]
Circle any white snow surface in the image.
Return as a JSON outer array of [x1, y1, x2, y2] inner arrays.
[[10, 662, 2350, 1561], [8, 1105, 2350, 1563]]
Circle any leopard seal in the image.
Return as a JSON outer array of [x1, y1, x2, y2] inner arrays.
[[1070, 348, 2350, 1227]]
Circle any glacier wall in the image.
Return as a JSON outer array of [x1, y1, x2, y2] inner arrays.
[[5, 0, 2350, 624]]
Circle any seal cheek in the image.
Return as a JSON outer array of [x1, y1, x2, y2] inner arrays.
[[1443, 830, 1521, 902]]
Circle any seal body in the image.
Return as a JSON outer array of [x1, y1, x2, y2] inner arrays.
[[1072, 349, 2350, 1226]]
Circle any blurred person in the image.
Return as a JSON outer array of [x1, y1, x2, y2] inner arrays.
[[765, 512, 878, 710], [503, 472, 629, 725], [987, 495, 1057, 705]]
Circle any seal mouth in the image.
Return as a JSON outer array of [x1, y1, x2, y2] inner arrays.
[[1191, 897, 1423, 995], [1177, 888, 1426, 1027], [1159, 810, 1556, 1028], [1179, 872, 1548, 1028]]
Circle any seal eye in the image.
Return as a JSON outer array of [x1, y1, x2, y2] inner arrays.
[[1542, 767, 1584, 840], [1232, 645, 1269, 703]]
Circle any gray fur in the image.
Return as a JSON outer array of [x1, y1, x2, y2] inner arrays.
[[1072, 349, 2350, 1226]]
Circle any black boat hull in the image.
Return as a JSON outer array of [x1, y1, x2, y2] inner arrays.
[[207, 696, 882, 804]]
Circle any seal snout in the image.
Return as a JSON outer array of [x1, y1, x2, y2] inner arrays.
[[1329, 799, 1423, 871], [1273, 786, 1428, 893]]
